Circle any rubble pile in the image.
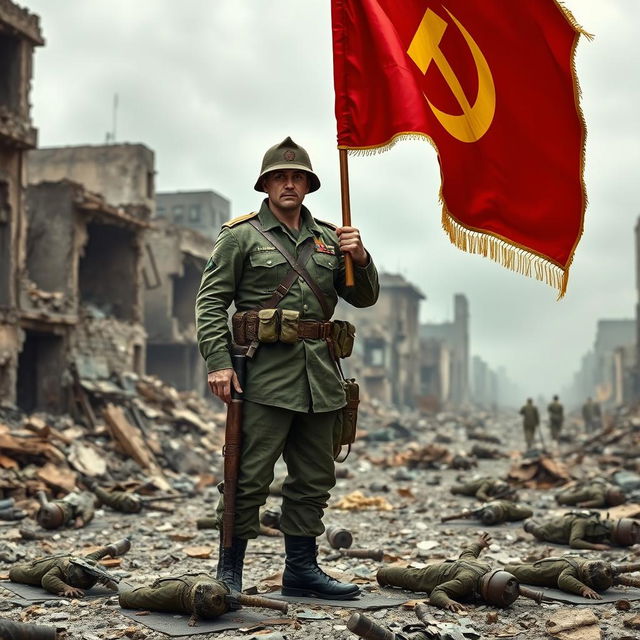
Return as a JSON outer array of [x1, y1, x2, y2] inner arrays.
[[0, 375, 224, 505]]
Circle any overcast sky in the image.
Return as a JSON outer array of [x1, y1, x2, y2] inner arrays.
[[21, 0, 640, 402]]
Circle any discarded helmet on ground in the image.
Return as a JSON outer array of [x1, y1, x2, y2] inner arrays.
[[254, 136, 320, 193], [610, 518, 640, 546], [478, 570, 521, 607]]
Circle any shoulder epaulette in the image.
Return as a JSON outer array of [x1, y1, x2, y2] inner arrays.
[[314, 217, 338, 230], [223, 211, 259, 228]]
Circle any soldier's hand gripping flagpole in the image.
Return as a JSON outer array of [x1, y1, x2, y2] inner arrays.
[[222, 345, 247, 548], [339, 149, 355, 287]]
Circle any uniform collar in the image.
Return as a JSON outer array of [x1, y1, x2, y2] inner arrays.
[[258, 199, 322, 238]]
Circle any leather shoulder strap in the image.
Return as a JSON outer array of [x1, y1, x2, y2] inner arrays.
[[249, 219, 332, 320]]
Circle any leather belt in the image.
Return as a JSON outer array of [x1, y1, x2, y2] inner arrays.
[[232, 310, 334, 345], [297, 321, 334, 340]]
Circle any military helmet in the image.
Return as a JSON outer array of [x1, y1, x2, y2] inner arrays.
[[610, 518, 640, 546], [605, 487, 625, 506], [191, 580, 229, 619], [579, 560, 614, 592], [254, 136, 320, 193], [480, 503, 504, 525], [37, 503, 65, 529], [63, 558, 101, 589], [478, 570, 520, 607]]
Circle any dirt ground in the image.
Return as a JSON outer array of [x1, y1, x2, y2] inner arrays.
[[1, 410, 639, 639]]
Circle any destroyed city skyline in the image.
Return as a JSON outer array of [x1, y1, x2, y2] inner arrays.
[[18, 0, 640, 400]]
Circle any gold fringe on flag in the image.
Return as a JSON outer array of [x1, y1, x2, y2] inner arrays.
[[441, 209, 570, 298]]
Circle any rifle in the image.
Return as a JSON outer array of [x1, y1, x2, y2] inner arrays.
[[222, 345, 247, 549], [440, 507, 482, 523], [68, 557, 120, 591], [322, 547, 384, 562], [227, 590, 288, 613]]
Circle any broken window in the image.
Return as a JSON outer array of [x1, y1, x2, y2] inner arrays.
[[189, 204, 201, 222], [79, 222, 137, 321], [0, 33, 21, 112], [171, 254, 204, 334], [146, 171, 154, 199], [364, 337, 386, 367], [17, 330, 66, 413], [173, 205, 184, 222]]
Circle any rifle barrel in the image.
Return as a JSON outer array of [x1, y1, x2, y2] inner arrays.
[[234, 593, 288, 613]]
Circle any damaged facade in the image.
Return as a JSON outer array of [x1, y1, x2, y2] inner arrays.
[[11, 143, 153, 414], [420, 294, 470, 409], [0, 0, 43, 406], [144, 190, 229, 395]]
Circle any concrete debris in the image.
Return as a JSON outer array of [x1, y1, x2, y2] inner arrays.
[[545, 609, 601, 640]]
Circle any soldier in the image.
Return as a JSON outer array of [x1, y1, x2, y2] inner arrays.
[[441, 500, 533, 525], [196, 136, 379, 599], [450, 476, 517, 502], [519, 398, 540, 450], [9, 538, 130, 597], [523, 513, 640, 549], [376, 533, 542, 611], [36, 491, 95, 530], [547, 395, 564, 442], [119, 573, 287, 627], [555, 478, 626, 509], [83, 478, 181, 514], [503, 556, 640, 599]]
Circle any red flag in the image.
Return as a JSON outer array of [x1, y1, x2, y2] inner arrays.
[[332, 0, 590, 296]]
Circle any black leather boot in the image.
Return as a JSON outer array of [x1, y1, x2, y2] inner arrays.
[[216, 536, 247, 594], [282, 534, 360, 600]]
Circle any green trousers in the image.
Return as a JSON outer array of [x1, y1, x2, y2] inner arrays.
[[218, 400, 338, 539]]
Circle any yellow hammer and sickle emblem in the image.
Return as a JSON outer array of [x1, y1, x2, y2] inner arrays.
[[407, 7, 496, 143]]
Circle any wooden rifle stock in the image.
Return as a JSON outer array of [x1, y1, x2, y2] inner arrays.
[[222, 346, 247, 549]]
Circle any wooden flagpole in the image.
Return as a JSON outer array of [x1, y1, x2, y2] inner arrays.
[[338, 148, 355, 287]]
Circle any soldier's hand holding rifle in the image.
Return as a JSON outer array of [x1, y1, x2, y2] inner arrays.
[[208, 369, 243, 405]]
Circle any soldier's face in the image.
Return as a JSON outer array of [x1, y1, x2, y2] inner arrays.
[[263, 170, 309, 211]]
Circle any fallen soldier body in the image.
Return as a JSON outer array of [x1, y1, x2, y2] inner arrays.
[[555, 479, 625, 509], [450, 476, 517, 502], [376, 533, 542, 612], [441, 500, 532, 525]]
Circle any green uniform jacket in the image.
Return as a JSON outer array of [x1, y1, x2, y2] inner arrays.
[[377, 542, 490, 608], [555, 481, 609, 508], [520, 404, 539, 428], [533, 514, 611, 549], [451, 477, 503, 502], [504, 558, 588, 596], [548, 401, 564, 426], [119, 573, 227, 618], [196, 201, 379, 413], [93, 487, 142, 514]]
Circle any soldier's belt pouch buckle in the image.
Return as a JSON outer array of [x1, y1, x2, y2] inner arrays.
[[258, 308, 280, 343], [332, 320, 356, 358], [280, 309, 300, 344]]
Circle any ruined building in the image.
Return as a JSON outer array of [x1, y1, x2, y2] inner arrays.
[[18, 144, 153, 414], [0, 0, 43, 406], [144, 191, 230, 394], [338, 273, 424, 409], [420, 294, 470, 408], [156, 190, 230, 243]]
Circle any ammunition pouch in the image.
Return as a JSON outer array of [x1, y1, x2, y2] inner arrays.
[[331, 320, 356, 359], [232, 310, 333, 346]]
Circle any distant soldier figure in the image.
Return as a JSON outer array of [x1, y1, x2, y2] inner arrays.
[[450, 476, 517, 502], [524, 513, 640, 549], [36, 491, 95, 530], [503, 556, 640, 600], [592, 400, 603, 430], [547, 395, 564, 442], [441, 500, 533, 526], [555, 478, 626, 509], [519, 398, 540, 450], [376, 533, 542, 611], [582, 397, 596, 433], [9, 538, 130, 597], [119, 573, 286, 627]]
